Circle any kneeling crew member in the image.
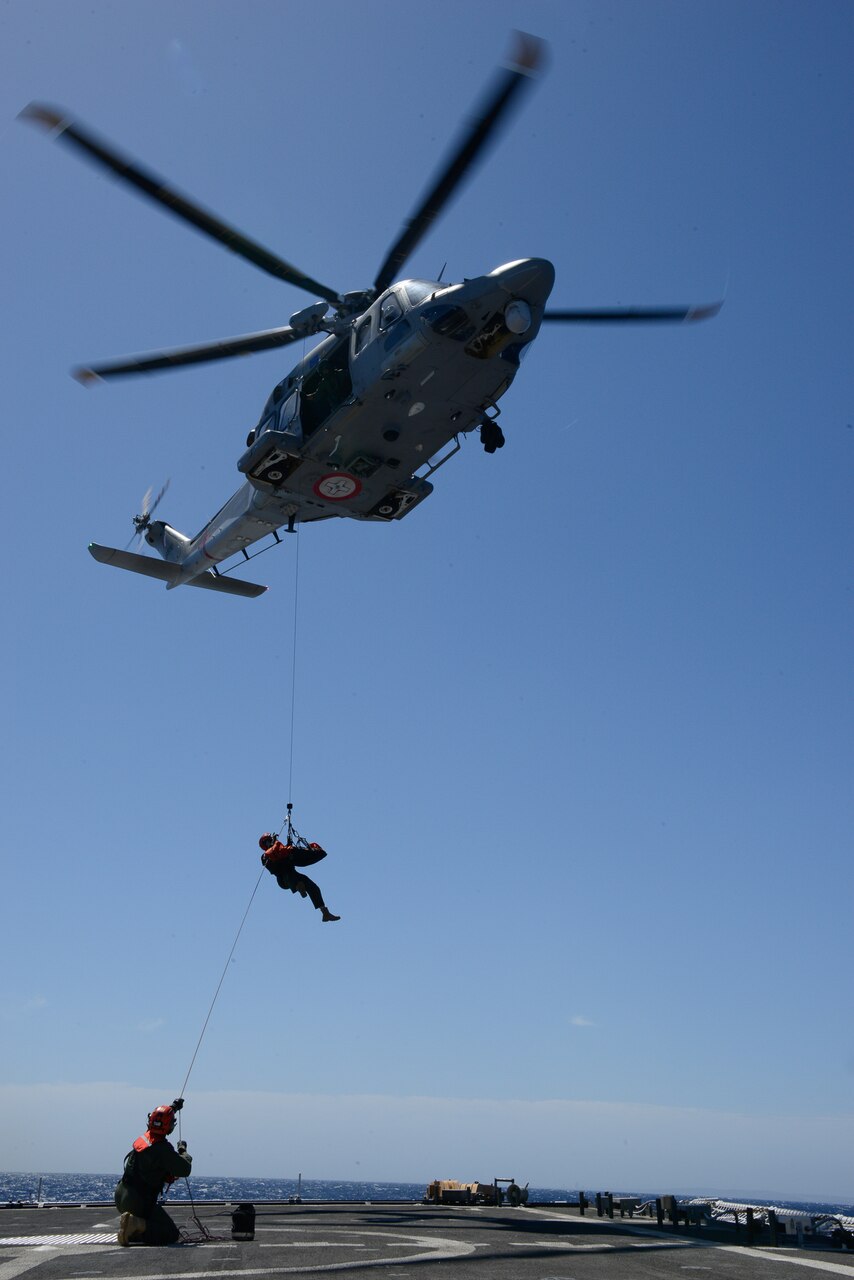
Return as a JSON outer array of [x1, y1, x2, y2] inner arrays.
[[115, 1099, 191, 1246], [259, 833, 340, 921]]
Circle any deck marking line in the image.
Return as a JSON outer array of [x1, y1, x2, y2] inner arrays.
[[629, 1240, 692, 1248], [521, 1210, 854, 1274], [722, 1246, 854, 1276], [64, 1227, 476, 1280], [520, 1207, 695, 1238], [258, 1243, 367, 1249], [510, 1240, 613, 1250], [0, 1235, 116, 1246], [0, 1242, 110, 1280]]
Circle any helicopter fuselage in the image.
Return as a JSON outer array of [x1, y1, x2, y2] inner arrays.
[[146, 257, 554, 587], [29, 41, 717, 598]]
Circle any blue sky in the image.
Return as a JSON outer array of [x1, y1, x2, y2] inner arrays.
[[2, 0, 852, 1200]]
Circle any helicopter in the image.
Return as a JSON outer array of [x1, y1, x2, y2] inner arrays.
[[22, 34, 719, 599]]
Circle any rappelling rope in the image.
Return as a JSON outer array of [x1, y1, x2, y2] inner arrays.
[[170, 846, 269, 1241], [177, 1176, 223, 1243], [177, 867, 265, 1102]]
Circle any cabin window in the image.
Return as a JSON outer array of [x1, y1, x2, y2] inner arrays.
[[278, 391, 300, 435], [300, 336, 353, 437], [382, 316, 412, 353], [379, 293, 403, 330], [354, 317, 372, 355], [260, 377, 291, 419]]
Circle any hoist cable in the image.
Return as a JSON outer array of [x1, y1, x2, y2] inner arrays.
[[173, 539, 303, 1178], [286, 524, 301, 808], [178, 868, 265, 1100]]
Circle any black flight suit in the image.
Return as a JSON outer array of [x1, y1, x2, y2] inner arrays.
[[114, 1134, 192, 1245], [262, 840, 329, 912]]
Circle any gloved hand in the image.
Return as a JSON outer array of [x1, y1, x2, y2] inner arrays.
[[177, 1140, 188, 1155], [172, 1097, 184, 1112]]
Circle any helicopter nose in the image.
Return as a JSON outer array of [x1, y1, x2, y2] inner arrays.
[[488, 258, 555, 306]]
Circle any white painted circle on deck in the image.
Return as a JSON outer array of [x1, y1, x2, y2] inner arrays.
[[0, 1226, 476, 1277]]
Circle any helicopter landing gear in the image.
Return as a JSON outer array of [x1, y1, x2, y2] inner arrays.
[[480, 419, 505, 453]]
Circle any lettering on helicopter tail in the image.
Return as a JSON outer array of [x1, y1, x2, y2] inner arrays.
[[366, 489, 420, 521], [465, 313, 511, 360], [313, 473, 362, 501], [249, 449, 302, 488]]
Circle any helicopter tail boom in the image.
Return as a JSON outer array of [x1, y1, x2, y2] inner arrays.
[[88, 543, 267, 598]]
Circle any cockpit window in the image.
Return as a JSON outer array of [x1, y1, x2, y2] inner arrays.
[[379, 293, 403, 330], [404, 280, 439, 305]]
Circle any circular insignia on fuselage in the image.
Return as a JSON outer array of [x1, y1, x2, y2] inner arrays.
[[313, 472, 362, 501]]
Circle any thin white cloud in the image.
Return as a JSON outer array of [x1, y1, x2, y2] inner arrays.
[[570, 1015, 595, 1027], [24, 995, 47, 1011], [137, 1018, 165, 1033], [2, 1083, 852, 1203]]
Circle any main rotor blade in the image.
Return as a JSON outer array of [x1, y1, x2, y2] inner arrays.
[[20, 103, 341, 306], [543, 302, 722, 324], [373, 32, 546, 295], [73, 325, 300, 383]]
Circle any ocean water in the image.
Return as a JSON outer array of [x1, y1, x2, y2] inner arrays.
[[1, 1171, 851, 1219]]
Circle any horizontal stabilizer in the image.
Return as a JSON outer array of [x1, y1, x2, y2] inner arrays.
[[88, 544, 267, 598], [186, 571, 267, 599]]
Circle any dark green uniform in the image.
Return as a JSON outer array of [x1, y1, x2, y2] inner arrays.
[[114, 1134, 192, 1245]]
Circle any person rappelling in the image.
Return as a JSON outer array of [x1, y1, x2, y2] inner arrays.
[[259, 828, 340, 922], [114, 1097, 191, 1246]]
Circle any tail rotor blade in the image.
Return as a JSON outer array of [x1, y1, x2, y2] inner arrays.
[[148, 478, 170, 519]]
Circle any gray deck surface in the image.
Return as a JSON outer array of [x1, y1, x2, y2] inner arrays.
[[2, 1202, 854, 1280]]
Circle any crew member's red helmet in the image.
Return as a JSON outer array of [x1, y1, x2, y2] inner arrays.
[[148, 1104, 176, 1136], [259, 833, 276, 851]]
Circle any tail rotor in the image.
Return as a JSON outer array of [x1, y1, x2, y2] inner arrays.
[[125, 478, 170, 549]]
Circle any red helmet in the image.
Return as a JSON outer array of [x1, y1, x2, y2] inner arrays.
[[259, 833, 276, 851], [148, 1104, 176, 1136]]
